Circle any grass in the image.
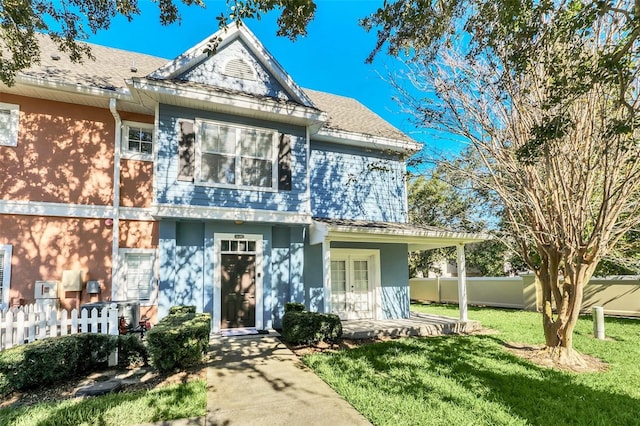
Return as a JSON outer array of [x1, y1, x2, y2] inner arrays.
[[0, 379, 206, 426], [303, 304, 640, 426]]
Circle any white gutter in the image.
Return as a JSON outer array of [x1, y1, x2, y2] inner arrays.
[[109, 98, 122, 300]]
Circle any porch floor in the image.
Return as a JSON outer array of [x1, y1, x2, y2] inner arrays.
[[341, 311, 482, 339]]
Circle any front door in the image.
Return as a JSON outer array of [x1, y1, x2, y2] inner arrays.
[[330, 250, 378, 320], [221, 254, 256, 329]]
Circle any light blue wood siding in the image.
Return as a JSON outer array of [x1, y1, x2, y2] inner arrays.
[[157, 104, 308, 213], [310, 141, 407, 222], [178, 39, 292, 101], [157, 219, 306, 327]]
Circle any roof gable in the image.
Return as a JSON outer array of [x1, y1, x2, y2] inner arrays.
[[148, 25, 314, 107]]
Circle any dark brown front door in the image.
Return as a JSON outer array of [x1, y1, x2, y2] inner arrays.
[[221, 254, 256, 329]]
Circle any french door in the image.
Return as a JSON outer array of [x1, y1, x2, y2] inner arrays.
[[330, 250, 378, 320]]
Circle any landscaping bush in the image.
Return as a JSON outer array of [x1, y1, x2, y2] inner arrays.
[[285, 302, 305, 313], [168, 305, 196, 315], [147, 308, 211, 373], [118, 334, 149, 367], [0, 333, 117, 396], [281, 309, 342, 344]]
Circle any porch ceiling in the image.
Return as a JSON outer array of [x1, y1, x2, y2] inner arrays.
[[310, 218, 489, 250]]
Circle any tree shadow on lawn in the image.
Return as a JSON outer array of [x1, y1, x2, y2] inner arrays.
[[0, 381, 204, 426], [308, 335, 639, 425]]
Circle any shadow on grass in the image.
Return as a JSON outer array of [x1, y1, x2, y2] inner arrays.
[[0, 380, 205, 426], [304, 335, 639, 425]]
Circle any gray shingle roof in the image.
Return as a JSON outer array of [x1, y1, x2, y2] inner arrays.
[[21, 34, 168, 91], [303, 88, 413, 143], [18, 34, 413, 143]]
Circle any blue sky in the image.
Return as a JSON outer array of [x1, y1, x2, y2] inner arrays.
[[87, 1, 455, 155]]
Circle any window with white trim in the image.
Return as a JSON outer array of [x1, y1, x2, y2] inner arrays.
[[122, 121, 154, 160], [0, 103, 19, 147], [118, 249, 157, 304], [196, 119, 278, 189], [0, 245, 12, 309]]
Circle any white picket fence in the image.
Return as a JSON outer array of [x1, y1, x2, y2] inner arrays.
[[0, 304, 119, 351]]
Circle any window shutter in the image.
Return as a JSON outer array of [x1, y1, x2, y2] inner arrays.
[[278, 134, 292, 191], [177, 120, 195, 182]]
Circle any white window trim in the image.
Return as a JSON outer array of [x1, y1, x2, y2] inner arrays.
[[328, 248, 381, 320], [121, 121, 154, 161], [194, 118, 278, 192], [116, 248, 158, 306], [0, 103, 19, 147], [213, 233, 264, 332], [0, 244, 12, 309]]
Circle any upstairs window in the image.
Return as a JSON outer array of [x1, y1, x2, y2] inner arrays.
[[195, 120, 277, 190], [122, 121, 154, 160], [0, 103, 19, 147]]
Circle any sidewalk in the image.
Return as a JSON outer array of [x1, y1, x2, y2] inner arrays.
[[205, 334, 371, 426]]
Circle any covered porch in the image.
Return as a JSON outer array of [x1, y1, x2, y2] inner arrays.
[[341, 311, 482, 339], [309, 218, 488, 323]]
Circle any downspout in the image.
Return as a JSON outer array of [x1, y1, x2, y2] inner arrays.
[[109, 98, 122, 301]]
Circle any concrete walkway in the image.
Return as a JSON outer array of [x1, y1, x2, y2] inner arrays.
[[205, 334, 371, 426]]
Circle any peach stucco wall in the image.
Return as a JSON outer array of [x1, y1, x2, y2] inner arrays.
[[120, 159, 154, 208], [0, 214, 113, 311], [119, 220, 159, 248], [0, 94, 115, 205]]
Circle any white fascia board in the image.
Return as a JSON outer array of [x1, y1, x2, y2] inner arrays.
[[131, 78, 326, 125], [0, 199, 155, 221], [14, 74, 134, 101], [313, 128, 422, 155], [324, 225, 488, 248], [0, 199, 112, 218], [152, 203, 312, 224]]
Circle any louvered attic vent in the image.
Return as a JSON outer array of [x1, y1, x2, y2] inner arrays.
[[224, 58, 256, 80]]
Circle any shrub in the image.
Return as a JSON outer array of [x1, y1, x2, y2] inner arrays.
[[0, 334, 117, 397], [168, 305, 196, 315], [147, 309, 211, 373], [118, 334, 149, 367], [281, 310, 342, 344], [284, 302, 305, 313]]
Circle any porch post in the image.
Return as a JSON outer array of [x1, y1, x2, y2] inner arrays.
[[322, 239, 331, 314], [456, 243, 468, 322]]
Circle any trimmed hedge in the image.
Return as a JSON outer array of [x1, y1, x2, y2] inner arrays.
[[0, 333, 117, 397], [118, 334, 149, 367], [168, 305, 196, 316], [147, 307, 211, 373], [285, 302, 305, 313], [281, 309, 342, 344]]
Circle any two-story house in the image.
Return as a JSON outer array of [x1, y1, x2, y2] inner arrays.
[[0, 25, 483, 331]]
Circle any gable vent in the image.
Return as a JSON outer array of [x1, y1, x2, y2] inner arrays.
[[223, 58, 256, 81]]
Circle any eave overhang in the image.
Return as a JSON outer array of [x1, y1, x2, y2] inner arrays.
[[309, 219, 489, 251], [130, 77, 327, 131], [313, 128, 422, 156]]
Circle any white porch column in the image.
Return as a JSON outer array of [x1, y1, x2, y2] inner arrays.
[[322, 239, 331, 313], [456, 243, 468, 322]]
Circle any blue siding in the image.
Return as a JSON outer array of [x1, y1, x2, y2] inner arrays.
[[310, 141, 407, 222], [178, 39, 292, 101], [157, 104, 308, 213], [303, 243, 325, 313], [157, 218, 307, 327]]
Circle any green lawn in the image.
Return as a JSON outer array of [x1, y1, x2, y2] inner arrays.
[[0, 379, 206, 426], [304, 304, 640, 426]]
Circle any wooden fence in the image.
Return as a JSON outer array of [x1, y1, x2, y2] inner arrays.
[[0, 304, 119, 351]]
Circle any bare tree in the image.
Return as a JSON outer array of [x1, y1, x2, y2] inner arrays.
[[372, 1, 640, 366]]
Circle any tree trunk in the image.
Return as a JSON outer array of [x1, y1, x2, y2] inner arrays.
[[537, 253, 596, 367]]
